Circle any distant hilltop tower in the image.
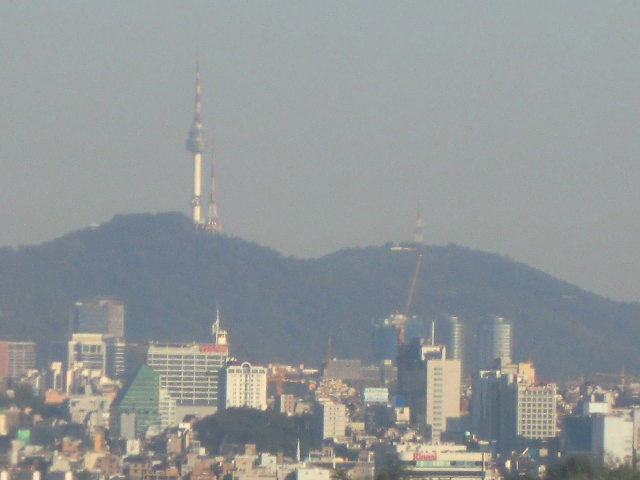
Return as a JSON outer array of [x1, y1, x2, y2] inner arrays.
[[204, 159, 223, 233], [413, 201, 424, 244], [186, 63, 206, 226]]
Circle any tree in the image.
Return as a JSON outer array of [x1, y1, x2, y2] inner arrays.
[[545, 456, 640, 480], [13, 383, 43, 411]]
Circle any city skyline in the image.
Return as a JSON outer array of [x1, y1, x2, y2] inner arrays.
[[1, 3, 639, 300]]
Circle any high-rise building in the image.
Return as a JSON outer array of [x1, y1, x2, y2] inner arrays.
[[0, 341, 36, 384], [477, 315, 512, 368], [565, 410, 638, 467], [67, 333, 126, 390], [147, 342, 229, 419], [425, 354, 462, 442], [225, 361, 267, 410], [372, 317, 399, 363], [111, 365, 176, 439], [513, 382, 558, 440], [396, 338, 427, 425], [372, 315, 426, 364], [72, 298, 125, 338], [314, 401, 347, 442], [397, 340, 461, 438], [592, 414, 636, 466], [436, 315, 464, 364], [471, 362, 557, 454], [146, 313, 229, 419]]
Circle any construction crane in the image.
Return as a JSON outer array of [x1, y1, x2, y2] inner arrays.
[[594, 367, 636, 389], [392, 251, 424, 346], [404, 252, 424, 318]]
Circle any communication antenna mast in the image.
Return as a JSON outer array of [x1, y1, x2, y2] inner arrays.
[[204, 152, 224, 233], [414, 201, 424, 243]]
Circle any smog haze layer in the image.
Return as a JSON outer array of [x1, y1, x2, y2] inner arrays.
[[1, 2, 639, 300]]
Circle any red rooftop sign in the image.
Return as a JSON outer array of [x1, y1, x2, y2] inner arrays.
[[199, 344, 228, 353], [413, 453, 437, 462]]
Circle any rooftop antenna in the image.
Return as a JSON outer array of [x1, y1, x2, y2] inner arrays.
[[325, 335, 333, 363], [431, 320, 436, 346]]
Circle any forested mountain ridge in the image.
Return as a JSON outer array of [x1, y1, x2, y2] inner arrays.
[[0, 211, 637, 379]]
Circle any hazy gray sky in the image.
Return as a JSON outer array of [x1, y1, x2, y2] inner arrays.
[[1, 2, 639, 301]]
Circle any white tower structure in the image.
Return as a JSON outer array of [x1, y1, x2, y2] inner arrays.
[[212, 307, 228, 346], [186, 63, 206, 226]]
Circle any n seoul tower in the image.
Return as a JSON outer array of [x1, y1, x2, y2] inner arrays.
[[186, 63, 206, 226]]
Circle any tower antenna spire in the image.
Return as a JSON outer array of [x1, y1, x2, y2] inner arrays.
[[204, 142, 224, 233], [186, 62, 206, 226], [212, 304, 228, 345], [194, 61, 202, 124], [413, 200, 424, 244]]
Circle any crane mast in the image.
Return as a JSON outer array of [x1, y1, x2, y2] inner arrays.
[[396, 252, 424, 346]]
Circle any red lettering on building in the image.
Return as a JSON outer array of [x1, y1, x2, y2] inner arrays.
[[199, 344, 228, 353], [413, 453, 437, 462]]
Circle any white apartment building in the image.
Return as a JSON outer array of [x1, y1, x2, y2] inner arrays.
[[426, 357, 461, 442], [225, 361, 267, 410], [565, 409, 638, 467], [314, 401, 347, 442], [592, 414, 634, 466], [516, 383, 558, 440]]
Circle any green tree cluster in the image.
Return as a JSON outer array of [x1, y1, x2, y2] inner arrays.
[[544, 457, 640, 480], [195, 408, 317, 457]]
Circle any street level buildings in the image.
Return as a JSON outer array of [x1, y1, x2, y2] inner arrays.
[[376, 443, 497, 480]]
